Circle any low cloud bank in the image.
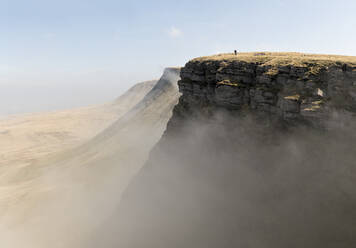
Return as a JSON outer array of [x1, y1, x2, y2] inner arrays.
[[97, 110, 356, 248]]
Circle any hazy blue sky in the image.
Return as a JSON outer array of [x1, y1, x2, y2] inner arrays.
[[1, 0, 356, 115]]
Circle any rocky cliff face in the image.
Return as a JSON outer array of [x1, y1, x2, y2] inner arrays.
[[99, 54, 356, 248], [174, 53, 356, 128]]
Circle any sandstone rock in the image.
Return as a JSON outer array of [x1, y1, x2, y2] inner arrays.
[[175, 53, 356, 127]]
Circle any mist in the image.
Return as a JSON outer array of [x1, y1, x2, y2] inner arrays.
[[0, 81, 127, 116], [92, 109, 356, 248], [1, 78, 355, 247]]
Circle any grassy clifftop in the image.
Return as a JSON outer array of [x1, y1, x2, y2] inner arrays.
[[192, 52, 356, 68]]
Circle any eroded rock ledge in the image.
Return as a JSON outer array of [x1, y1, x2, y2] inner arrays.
[[176, 52, 356, 127]]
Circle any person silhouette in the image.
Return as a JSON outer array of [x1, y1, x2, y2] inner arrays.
[[234, 50, 238, 55]]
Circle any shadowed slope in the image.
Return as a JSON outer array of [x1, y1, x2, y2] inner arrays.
[[0, 72, 180, 248]]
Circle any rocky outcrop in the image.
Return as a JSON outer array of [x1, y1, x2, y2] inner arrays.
[[129, 67, 180, 111], [176, 53, 356, 127], [100, 54, 356, 248]]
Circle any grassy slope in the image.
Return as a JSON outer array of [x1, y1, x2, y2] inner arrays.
[[0, 76, 179, 248]]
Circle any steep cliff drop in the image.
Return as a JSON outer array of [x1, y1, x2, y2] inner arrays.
[[103, 53, 356, 248]]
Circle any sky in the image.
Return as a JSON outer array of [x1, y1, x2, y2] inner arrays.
[[1, 0, 356, 115]]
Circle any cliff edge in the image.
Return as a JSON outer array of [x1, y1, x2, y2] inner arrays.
[[96, 53, 356, 248], [175, 52, 356, 128]]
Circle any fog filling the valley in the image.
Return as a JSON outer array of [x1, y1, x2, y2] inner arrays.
[[92, 109, 356, 248]]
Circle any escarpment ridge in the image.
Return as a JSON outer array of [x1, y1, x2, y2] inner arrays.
[[108, 53, 356, 248], [177, 52, 356, 127], [0, 68, 181, 248]]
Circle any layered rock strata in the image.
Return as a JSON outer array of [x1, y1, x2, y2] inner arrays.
[[176, 53, 356, 127]]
